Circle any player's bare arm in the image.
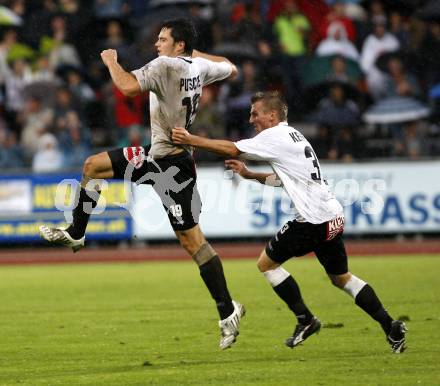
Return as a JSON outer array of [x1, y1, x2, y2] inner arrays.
[[101, 49, 141, 97], [172, 127, 240, 157], [224, 160, 280, 186], [192, 49, 238, 79]]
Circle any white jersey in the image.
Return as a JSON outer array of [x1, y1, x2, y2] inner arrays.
[[132, 56, 232, 158], [235, 122, 343, 224]]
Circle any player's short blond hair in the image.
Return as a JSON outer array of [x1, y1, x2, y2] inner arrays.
[[251, 91, 288, 121]]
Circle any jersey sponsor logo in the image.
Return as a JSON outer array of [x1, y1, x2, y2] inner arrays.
[[326, 214, 344, 241], [123, 147, 145, 169]]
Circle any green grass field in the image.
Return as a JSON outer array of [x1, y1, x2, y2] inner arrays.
[[0, 255, 439, 386]]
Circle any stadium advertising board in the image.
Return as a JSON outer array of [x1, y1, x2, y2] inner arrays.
[[1, 161, 438, 243], [133, 161, 440, 239], [0, 174, 132, 243]]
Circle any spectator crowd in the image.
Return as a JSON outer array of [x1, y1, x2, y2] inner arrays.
[[0, 0, 439, 171]]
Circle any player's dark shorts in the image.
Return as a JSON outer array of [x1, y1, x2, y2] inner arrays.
[[108, 145, 201, 231], [265, 214, 348, 275]]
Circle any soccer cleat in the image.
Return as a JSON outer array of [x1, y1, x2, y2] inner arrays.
[[39, 225, 85, 253], [285, 317, 321, 348], [387, 320, 407, 353], [219, 300, 246, 350]]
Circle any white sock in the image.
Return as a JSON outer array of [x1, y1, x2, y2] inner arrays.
[[263, 267, 290, 287], [343, 275, 367, 298]]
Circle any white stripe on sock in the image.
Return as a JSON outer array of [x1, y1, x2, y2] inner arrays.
[[263, 267, 290, 287], [343, 275, 367, 298]]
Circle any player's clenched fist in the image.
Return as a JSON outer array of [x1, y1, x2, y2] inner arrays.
[[172, 127, 192, 144], [101, 49, 118, 67]]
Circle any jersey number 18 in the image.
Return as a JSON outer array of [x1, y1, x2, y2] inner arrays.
[[182, 93, 200, 129]]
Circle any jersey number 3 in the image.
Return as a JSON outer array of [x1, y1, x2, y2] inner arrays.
[[182, 94, 200, 129], [304, 146, 321, 181]]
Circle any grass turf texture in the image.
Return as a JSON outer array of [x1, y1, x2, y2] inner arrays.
[[0, 255, 439, 386]]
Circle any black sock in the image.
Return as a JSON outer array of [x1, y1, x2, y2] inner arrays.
[[273, 276, 314, 324], [355, 284, 393, 335], [66, 187, 100, 240], [199, 256, 234, 319]]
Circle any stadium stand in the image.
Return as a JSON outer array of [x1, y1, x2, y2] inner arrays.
[[0, 0, 439, 167]]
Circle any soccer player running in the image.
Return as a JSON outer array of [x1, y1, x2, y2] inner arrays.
[[39, 19, 245, 350], [172, 91, 407, 353]]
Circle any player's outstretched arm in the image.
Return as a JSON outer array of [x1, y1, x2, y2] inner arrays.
[[101, 49, 141, 97], [225, 160, 280, 186], [172, 127, 240, 157], [192, 49, 238, 79]]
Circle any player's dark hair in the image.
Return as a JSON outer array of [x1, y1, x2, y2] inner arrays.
[[161, 18, 197, 55], [251, 91, 288, 121]]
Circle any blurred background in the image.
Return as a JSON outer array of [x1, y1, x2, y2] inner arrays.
[[0, 0, 439, 255]]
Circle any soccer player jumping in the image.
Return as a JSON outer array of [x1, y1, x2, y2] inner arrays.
[[172, 91, 407, 353], [40, 19, 244, 350]]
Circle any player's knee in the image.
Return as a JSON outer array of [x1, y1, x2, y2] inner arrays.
[[177, 231, 191, 251], [256, 258, 265, 272], [83, 155, 99, 178], [330, 278, 343, 289], [257, 252, 278, 272], [176, 225, 206, 257], [177, 230, 199, 255], [329, 272, 351, 289]]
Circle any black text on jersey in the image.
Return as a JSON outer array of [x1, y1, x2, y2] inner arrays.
[[289, 131, 305, 143], [180, 76, 201, 91]]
